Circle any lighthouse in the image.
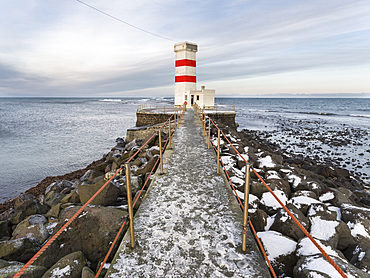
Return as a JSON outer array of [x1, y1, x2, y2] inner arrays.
[[174, 42, 215, 109]]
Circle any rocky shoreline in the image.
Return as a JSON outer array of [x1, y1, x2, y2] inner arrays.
[[0, 115, 369, 277], [211, 120, 370, 277]]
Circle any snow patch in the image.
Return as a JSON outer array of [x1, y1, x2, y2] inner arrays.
[[310, 217, 339, 241], [51, 265, 71, 278], [261, 190, 288, 210], [319, 192, 335, 202], [257, 231, 296, 262], [347, 222, 370, 238], [257, 156, 276, 168]]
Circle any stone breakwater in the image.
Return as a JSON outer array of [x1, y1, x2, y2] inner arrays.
[[0, 114, 369, 277], [210, 120, 370, 277], [0, 131, 170, 277]]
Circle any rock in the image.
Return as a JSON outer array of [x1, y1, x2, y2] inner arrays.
[[270, 204, 310, 241], [329, 188, 356, 207], [289, 196, 322, 215], [44, 191, 65, 207], [93, 162, 108, 173], [136, 155, 159, 176], [10, 194, 48, 225], [124, 139, 143, 152], [34, 206, 127, 270], [46, 203, 62, 218], [69, 190, 80, 204], [81, 266, 95, 278], [0, 220, 11, 240], [60, 193, 73, 204], [267, 178, 291, 197], [250, 181, 269, 199], [78, 180, 120, 206], [248, 209, 268, 232], [335, 221, 356, 251], [260, 190, 288, 215], [256, 155, 280, 171], [12, 215, 49, 244], [42, 251, 86, 278], [292, 190, 318, 200], [257, 231, 297, 277], [0, 262, 47, 278], [341, 203, 370, 223], [294, 253, 368, 278], [45, 180, 73, 195], [80, 170, 101, 184], [0, 237, 41, 262], [344, 237, 370, 274]]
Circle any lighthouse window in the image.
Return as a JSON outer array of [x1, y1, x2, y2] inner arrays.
[[197, 95, 200, 101], [185, 95, 188, 100]]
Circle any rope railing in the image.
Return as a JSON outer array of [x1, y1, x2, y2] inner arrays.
[[15, 103, 186, 278], [194, 103, 349, 278]]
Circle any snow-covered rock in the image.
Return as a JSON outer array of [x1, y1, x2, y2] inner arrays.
[[257, 231, 297, 277]]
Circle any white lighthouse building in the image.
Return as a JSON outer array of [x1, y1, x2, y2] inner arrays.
[[174, 42, 215, 109]]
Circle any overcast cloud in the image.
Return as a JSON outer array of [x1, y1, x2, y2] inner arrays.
[[0, 0, 370, 97]]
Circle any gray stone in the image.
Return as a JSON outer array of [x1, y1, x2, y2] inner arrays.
[[294, 254, 369, 278], [248, 209, 268, 232], [46, 203, 62, 218], [44, 191, 65, 207], [267, 178, 291, 197], [12, 215, 49, 243], [344, 237, 370, 274], [0, 237, 40, 262], [0, 221, 11, 240], [292, 190, 318, 200], [250, 181, 269, 199], [78, 179, 120, 206], [42, 251, 86, 278], [270, 204, 310, 241], [81, 266, 95, 278], [0, 262, 47, 278], [34, 206, 127, 270], [10, 194, 48, 225]]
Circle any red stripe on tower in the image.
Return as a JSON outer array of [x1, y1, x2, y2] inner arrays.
[[175, 75, 196, 83], [175, 59, 196, 67]]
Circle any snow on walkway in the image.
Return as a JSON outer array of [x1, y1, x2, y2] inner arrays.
[[106, 110, 271, 278]]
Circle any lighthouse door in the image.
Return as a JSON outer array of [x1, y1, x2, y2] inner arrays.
[[191, 95, 194, 106]]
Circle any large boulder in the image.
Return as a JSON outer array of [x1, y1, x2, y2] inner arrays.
[[257, 231, 297, 277], [12, 215, 49, 244], [266, 178, 291, 197], [294, 237, 368, 277], [308, 205, 355, 250], [270, 204, 310, 241], [260, 190, 288, 215], [0, 261, 47, 278], [0, 220, 11, 240], [344, 237, 370, 274], [34, 206, 127, 270], [10, 194, 48, 225], [78, 180, 120, 206], [136, 155, 159, 176], [42, 251, 86, 278], [248, 209, 268, 232], [0, 237, 40, 262], [256, 155, 280, 171], [44, 191, 66, 207]]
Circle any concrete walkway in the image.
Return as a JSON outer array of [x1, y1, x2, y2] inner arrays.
[[105, 110, 271, 278]]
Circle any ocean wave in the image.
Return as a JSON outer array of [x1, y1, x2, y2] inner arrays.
[[139, 98, 150, 102], [349, 114, 370, 118], [99, 99, 122, 102], [298, 112, 336, 116]]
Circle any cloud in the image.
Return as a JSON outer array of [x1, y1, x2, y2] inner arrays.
[[1, 0, 370, 96]]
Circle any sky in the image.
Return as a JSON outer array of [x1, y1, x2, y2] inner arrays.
[[1, 0, 370, 97]]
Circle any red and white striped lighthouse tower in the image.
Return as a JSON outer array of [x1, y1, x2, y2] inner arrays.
[[174, 42, 198, 107]]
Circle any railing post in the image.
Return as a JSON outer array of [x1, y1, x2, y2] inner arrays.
[[168, 119, 172, 149], [159, 131, 163, 174], [242, 164, 251, 252], [217, 129, 220, 174], [175, 112, 177, 136], [125, 163, 135, 248], [203, 115, 206, 136], [207, 117, 211, 149]]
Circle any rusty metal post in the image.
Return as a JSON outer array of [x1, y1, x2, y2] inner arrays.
[[207, 117, 211, 149], [168, 120, 172, 149], [159, 131, 163, 174], [175, 112, 177, 136], [217, 129, 220, 174], [203, 115, 206, 136], [242, 164, 251, 252], [125, 163, 135, 248]]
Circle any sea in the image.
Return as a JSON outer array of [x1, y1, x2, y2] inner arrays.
[[0, 97, 369, 202]]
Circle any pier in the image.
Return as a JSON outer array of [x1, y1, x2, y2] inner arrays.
[[105, 109, 271, 277]]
